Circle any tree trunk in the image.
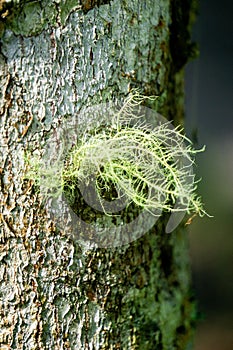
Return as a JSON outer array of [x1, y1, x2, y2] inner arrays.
[[0, 1, 197, 349]]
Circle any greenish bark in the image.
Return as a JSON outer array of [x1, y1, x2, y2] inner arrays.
[[0, 1, 197, 349]]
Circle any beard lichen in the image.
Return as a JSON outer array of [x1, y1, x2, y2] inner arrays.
[[25, 90, 209, 223]]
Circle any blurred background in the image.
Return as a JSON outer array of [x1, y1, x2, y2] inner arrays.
[[185, 0, 233, 349]]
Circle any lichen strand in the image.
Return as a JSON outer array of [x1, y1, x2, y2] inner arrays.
[[0, 0, 197, 349]]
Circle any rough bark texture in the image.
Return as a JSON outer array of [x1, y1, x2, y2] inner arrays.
[[0, 0, 197, 349]]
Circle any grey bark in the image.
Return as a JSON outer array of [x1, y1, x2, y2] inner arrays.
[[0, 0, 197, 349]]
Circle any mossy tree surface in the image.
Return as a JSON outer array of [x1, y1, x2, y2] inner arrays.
[[0, 1, 197, 349]]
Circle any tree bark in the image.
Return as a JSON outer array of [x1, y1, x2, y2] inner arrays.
[[0, 1, 197, 349]]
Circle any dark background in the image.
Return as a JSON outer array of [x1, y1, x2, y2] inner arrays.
[[185, 0, 233, 349]]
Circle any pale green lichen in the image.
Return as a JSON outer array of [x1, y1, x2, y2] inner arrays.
[[25, 91, 207, 221]]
